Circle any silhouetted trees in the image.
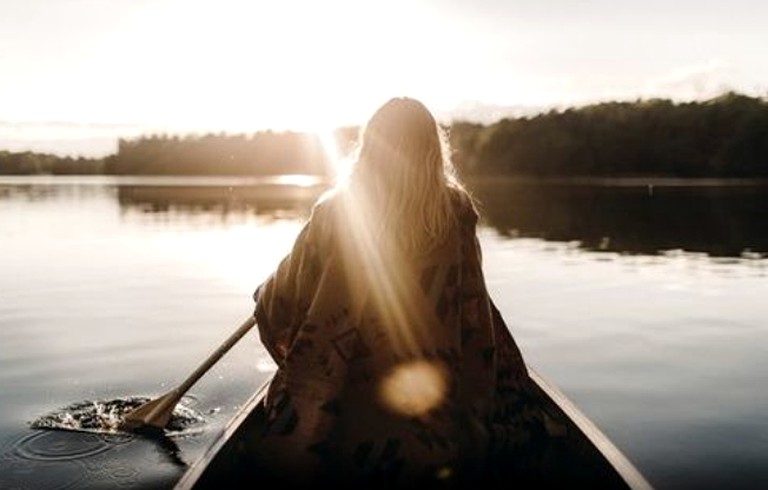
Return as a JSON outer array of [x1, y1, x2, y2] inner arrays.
[[0, 151, 104, 175], [449, 92, 768, 178], [4, 93, 768, 177], [104, 131, 332, 176]]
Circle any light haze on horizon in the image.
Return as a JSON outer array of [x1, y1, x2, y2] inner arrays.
[[1, 0, 766, 156]]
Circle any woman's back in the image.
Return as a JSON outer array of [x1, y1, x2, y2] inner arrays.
[[327, 189, 491, 481], [251, 98, 529, 487]]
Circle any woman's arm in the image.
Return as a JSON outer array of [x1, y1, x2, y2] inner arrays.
[[254, 216, 321, 366]]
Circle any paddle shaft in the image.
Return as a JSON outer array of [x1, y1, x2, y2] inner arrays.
[[121, 315, 258, 430], [176, 315, 258, 397]]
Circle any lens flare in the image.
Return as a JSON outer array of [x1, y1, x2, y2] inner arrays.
[[316, 127, 353, 179], [379, 360, 447, 417]]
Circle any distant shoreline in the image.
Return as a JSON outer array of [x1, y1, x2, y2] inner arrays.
[[4, 174, 768, 189], [465, 176, 768, 187], [3, 92, 768, 179]]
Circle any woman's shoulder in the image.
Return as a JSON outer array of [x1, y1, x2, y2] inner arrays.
[[309, 187, 342, 222], [303, 188, 346, 243]]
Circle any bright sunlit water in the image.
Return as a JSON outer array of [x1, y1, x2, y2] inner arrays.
[[1, 176, 767, 489]]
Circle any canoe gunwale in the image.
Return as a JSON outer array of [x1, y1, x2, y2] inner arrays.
[[527, 369, 653, 490], [173, 380, 270, 490]]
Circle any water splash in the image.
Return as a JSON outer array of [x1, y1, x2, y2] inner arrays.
[[30, 397, 204, 434]]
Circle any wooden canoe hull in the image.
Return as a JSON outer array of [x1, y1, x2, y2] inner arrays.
[[175, 370, 652, 489]]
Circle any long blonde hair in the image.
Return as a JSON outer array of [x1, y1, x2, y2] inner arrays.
[[341, 97, 468, 253]]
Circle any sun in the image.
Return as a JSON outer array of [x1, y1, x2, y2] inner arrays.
[[311, 123, 359, 180], [91, 0, 454, 133]]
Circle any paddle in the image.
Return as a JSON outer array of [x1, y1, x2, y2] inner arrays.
[[120, 315, 258, 431]]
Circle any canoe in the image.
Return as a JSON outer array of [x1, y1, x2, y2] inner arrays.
[[174, 370, 652, 489]]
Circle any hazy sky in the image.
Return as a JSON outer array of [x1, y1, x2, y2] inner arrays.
[[1, 0, 766, 155]]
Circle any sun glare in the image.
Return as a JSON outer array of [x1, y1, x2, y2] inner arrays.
[[79, 0, 472, 136], [271, 174, 325, 187], [315, 126, 357, 180], [379, 360, 447, 417], [2, 0, 585, 151]]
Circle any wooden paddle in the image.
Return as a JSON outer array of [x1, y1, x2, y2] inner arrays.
[[120, 315, 258, 431]]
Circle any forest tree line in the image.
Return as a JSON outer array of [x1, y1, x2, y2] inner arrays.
[[450, 92, 768, 177], [104, 130, 339, 176], [0, 150, 104, 175], [2, 93, 767, 177]]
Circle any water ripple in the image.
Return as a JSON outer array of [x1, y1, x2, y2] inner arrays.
[[13, 430, 111, 461]]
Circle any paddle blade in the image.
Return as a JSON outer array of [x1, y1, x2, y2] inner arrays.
[[119, 390, 179, 431]]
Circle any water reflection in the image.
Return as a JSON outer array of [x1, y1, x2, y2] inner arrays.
[[3, 176, 767, 259], [116, 183, 325, 221], [467, 179, 768, 257], [0, 181, 109, 202], [108, 179, 768, 258], [0, 175, 327, 222]]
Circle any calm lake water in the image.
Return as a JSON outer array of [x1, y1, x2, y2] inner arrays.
[[1, 175, 767, 489]]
